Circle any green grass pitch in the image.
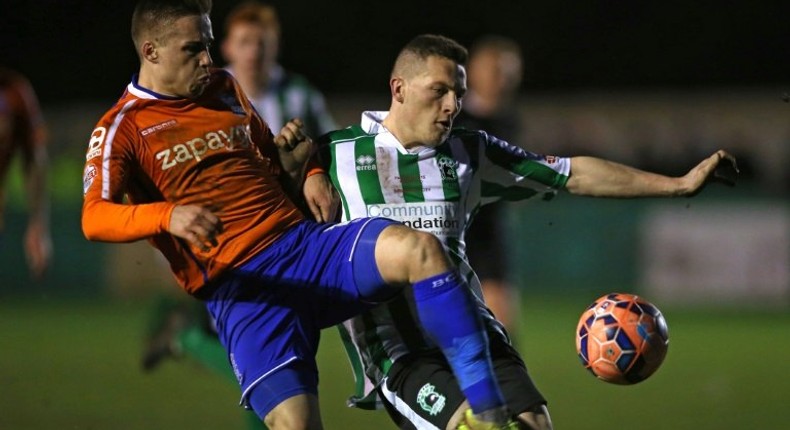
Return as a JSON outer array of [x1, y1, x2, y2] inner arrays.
[[1, 296, 788, 429]]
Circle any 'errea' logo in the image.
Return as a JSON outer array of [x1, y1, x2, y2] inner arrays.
[[356, 154, 376, 171]]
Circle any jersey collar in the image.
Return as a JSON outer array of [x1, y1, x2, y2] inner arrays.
[[360, 110, 436, 156]]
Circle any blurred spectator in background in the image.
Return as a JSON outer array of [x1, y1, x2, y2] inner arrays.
[[0, 67, 51, 280], [454, 35, 524, 334], [141, 3, 337, 429], [221, 0, 336, 136]]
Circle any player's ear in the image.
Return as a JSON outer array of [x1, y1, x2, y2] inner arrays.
[[391, 77, 405, 104], [142, 41, 159, 63]]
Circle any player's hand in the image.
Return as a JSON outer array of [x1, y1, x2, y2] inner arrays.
[[167, 205, 222, 252], [681, 149, 739, 196], [275, 118, 316, 176], [24, 218, 52, 280], [303, 173, 339, 222], [275, 119, 314, 158]]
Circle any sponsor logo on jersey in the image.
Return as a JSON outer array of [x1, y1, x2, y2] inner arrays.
[[86, 127, 106, 161], [155, 124, 252, 171], [417, 383, 446, 416], [83, 163, 97, 195], [544, 155, 558, 164], [356, 154, 376, 171], [140, 119, 178, 137], [366, 202, 460, 240], [437, 154, 458, 181]]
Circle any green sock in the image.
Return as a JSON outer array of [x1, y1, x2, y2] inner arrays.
[[177, 327, 268, 429]]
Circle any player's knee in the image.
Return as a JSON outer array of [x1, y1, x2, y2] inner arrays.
[[375, 225, 451, 284], [403, 229, 450, 278]]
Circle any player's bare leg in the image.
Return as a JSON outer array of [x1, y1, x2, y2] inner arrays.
[[264, 393, 322, 430]]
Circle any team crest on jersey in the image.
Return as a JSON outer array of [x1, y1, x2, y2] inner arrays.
[[437, 154, 458, 181], [356, 154, 376, 171], [83, 164, 97, 195], [417, 383, 446, 416]]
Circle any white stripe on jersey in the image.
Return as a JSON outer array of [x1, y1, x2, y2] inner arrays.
[[378, 146, 405, 203], [334, 137, 366, 221], [102, 99, 137, 200]]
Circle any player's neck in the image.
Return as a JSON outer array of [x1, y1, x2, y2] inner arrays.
[[137, 68, 176, 97], [382, 113, 422, 150]]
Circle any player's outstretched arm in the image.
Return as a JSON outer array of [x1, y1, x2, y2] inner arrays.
[[565, 149, 737, 198]]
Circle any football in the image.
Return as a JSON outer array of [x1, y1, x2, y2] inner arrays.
[[575, 293, 669, 384]]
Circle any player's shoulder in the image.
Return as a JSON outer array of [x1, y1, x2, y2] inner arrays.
[[318, 125, 370, 145], [449, 126, 485, 138], [448, 126, 488, 147]]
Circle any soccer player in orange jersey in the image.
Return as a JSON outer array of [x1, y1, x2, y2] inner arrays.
[[0, 67, 51, 280], [82, 1, 517, 428]]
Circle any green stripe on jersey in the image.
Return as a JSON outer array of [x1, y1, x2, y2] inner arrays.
[[485, 145, 568, 188], [481, 180, 540, 201], [396, 152, 424, 202]]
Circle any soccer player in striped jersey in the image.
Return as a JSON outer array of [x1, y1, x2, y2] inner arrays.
[[82, 2, 514, 429], [221, 1, 337, 138], [0, 67, 51, 279], [316, 34, 737, 430]]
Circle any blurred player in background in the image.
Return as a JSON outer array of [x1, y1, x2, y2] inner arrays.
[[140, 2, 338, 429], [221, 1, 337, 137], [315, 33, 738, 430], [0, 67, 51, 280], [453, 35, 524, 334], [89, 1, 514, 428]]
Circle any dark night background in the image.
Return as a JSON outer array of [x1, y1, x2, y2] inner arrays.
[[2, 0, 789, 104]]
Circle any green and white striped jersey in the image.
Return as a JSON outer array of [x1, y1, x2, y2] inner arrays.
[[227, 65, 337, 136], [320, 111, 571, 409]]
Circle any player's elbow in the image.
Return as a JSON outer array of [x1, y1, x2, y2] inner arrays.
[[81, 212, 102, 241], [81, 201, 107, 241]]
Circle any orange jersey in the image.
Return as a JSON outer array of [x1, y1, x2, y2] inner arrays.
[[0, 68, 46, 226], [82, 69, 305, 294]]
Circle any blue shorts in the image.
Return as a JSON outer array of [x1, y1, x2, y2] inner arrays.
[[201, 217, 397, 419]]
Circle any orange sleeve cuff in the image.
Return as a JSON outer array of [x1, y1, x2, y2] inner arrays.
[[305, 158, 325, 178]]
